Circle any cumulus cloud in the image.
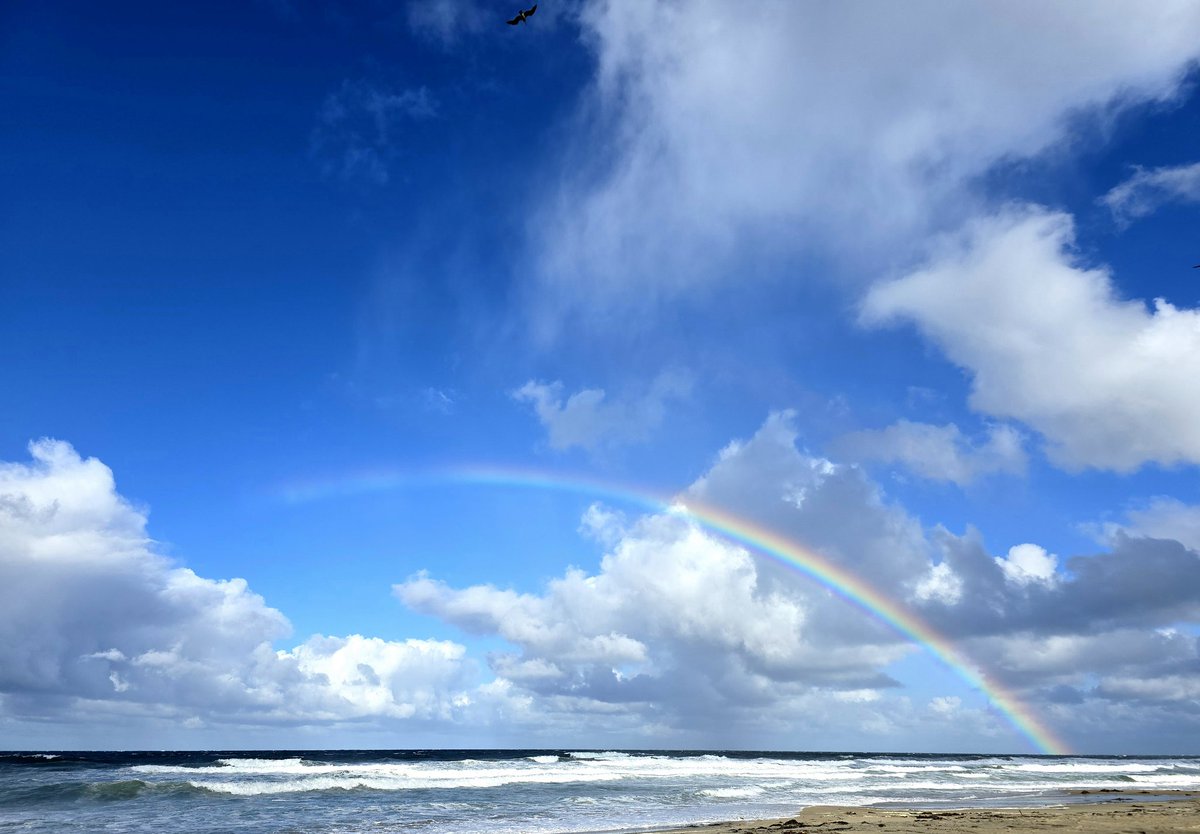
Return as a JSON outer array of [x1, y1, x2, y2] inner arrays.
[[392, 413, 982, 732], [397, 508, 911, 729], [861, 207, 1200, 472], [6, 434, 1200, 747], [684, 417, 1200, 649], [688, 412, 932, 593], [912, 562, 963, 606], [513, 371, 692, 453], [924, 529, 1200, 641], [1101, 160, 1200, 225], [802, 460, 1200, 721], [388, 414, 956, 731], [994, 543, 1058, 587], [311, 80, 436, 186], [529, 1, 1200, 325], [0, 440, 474, 727], [395, 412, 1200, 746], [282, 635, 472, 720], [833, 421, 1026, 486], [966, 626, 1200, 728]]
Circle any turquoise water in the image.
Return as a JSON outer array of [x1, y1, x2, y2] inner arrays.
[[2, 750, 1197, 834]]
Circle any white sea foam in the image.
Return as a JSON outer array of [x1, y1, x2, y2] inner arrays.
[[700, 787, 765, 798], [865, 764, 968, 773], [1003, 761, 1161, 773], [1127, 773, 1200, 786]]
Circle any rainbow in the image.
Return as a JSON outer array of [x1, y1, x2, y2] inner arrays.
[[274, 463, 1070, 755]]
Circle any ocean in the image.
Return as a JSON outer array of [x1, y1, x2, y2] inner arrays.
[[1, 750, 1198, 834]]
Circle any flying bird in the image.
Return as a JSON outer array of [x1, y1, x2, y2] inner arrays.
[[507, 4, 537, 25]]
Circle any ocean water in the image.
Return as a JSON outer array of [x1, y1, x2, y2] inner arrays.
[[1, 750, 1198, 834]]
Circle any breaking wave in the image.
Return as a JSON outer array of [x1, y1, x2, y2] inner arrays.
[[3, 750, 1199, 834]]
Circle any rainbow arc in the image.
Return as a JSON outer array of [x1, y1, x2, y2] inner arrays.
[[276, 463, 1070, 755]]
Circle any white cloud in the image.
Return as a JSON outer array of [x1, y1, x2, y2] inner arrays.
[[578, 502, 628, 547], [397, 506, 912, 728], [995, 543, 1058, 587], [913, 562, 963, 606], [861, 207, 1200, 472], [529, 1, 1200, 326], [395, 413, 957, 732], [397, 414, 939, 732], [687, 412, 932, 592], [1099, 674, 1200, 702], [834, 420, 1026, 485], [1101, 160, 1200, 225], [282, 635, 472, 720], [513, 371, 691, 453], [929, 695, 962, 717], [0, 440, 474, 727]]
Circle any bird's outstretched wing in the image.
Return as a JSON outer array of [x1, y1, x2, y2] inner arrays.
[[506, 15, 520, 24], [524, 4, 537, 17]]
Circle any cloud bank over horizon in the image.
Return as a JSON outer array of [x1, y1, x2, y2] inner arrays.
[[0, 441, 477, 734], [4, 427, 1198, 753]]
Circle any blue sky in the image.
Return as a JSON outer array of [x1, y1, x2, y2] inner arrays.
[[4, 1, 1200, 754]]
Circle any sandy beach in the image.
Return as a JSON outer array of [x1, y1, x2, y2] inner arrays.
[[657, 792, 1200, 834]]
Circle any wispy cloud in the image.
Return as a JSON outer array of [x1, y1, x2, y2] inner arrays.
[[423, 387, 458, 415], [513, 371, 692, 454], [833, 421, 1026, 486], [1092, 496, 1200, 553], [1101, 161, 1200, 225], [526, 2, 1200, 331], [312, 80, 437, 186], [406, 0, 485, 44]]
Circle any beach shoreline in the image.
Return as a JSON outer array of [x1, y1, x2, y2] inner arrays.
[[644, 791, 1200, 834]]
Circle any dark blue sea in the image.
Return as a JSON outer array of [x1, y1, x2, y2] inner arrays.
[[2, 750, 1197, 834]]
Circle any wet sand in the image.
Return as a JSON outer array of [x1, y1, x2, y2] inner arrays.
[[654, 791, 1200, 834]]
